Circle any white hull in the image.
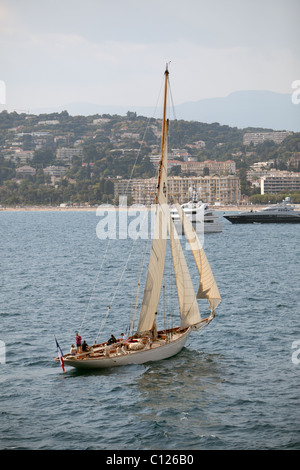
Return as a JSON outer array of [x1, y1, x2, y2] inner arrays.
[[173, 218, 222, 233], [61, 327, 191, 370], [170, 201, 222, 233], [203, 222, 222, 233]]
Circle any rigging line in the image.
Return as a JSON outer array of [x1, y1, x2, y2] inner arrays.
[[79, 237, 111, 335], [167, 240, 175, 332], [125, 75, 165, 195], [94, 229, 142, 343], [167, 76, 177, 121], [163, 284, 166, 333]]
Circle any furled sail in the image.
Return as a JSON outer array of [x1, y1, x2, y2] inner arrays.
[[175, 203, 221, 313], [168, 214, 201, 328]]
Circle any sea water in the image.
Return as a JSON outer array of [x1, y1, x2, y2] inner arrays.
[[0, 210, 299, 450]]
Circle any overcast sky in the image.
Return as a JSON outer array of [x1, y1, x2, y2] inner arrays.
[[0, 0, 299, 113]]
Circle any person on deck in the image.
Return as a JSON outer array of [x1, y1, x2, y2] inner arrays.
[[75, 332, 82, 352], [151, 312, 158, 341], [107, 334, 117, 345]]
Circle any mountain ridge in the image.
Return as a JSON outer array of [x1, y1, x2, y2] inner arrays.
[[30, 90, 300, 132]]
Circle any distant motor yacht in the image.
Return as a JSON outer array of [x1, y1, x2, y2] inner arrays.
[[170, 191, 222, 233], [224, 198, 300, 224]]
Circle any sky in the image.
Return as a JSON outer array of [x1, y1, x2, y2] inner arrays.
[[0, 0, 299, 113]]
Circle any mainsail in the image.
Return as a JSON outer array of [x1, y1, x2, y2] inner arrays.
[[136, 203, 168, 334], [175, 203, 221, 314], [136, 68, 169, 335]]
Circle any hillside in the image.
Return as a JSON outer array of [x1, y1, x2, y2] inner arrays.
[[0, 110, 299, 206]]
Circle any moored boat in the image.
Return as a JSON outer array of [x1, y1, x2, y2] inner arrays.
[[224, 198, 300, 224], [170, 190, 222, 233]]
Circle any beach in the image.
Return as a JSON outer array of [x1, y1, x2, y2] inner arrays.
[[0, 204, 269, 212]]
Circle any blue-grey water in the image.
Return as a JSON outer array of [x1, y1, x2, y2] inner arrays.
[[0, 209, 299, 451]]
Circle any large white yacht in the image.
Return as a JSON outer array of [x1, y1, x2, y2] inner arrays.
[[170, 190, 222, 233]]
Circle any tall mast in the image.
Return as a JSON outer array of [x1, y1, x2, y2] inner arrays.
[[156, 64, 169, 204], [161, 64, 169, 156]]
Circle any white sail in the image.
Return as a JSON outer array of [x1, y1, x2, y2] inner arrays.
[[175, 203, 221, 313], [168, 214, 202, 328], [136, 204, 168, 334], [136, 71, 169, 335]]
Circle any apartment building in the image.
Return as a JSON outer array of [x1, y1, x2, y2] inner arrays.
[[16, 166, 36, 178], [180, 160, 236, 176], [167, 175, 240, 205], [5, 149, 35, 164], [43, 166, 67, 177], [261, 171, 300, 194], [114, 175, 241, 205], [56, 147, 83, 163], [243, 131, 291, 146]]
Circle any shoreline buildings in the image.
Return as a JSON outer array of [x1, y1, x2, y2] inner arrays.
[[261, 172, 300, 194], [114, 175, 241, 206]]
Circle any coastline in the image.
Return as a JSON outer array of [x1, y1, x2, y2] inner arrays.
[[0, 204, 270, 212]]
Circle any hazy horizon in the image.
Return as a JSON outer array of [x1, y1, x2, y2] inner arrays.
[[0, 0, 299, 115]]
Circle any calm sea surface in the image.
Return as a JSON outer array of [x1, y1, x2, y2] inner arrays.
[[0, 209, 299, 451]]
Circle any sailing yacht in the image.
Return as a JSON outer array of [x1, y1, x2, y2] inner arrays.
[[54, 66, 221, 370]]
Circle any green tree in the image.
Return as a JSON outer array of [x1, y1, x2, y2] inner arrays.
[[32, 148, 55, 167]]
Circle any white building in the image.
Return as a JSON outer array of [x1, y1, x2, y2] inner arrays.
[[114, 175, 241, 205], [16, 166, 36, 178], [243, 131, 292, 146], [43, 166, 67, 177], [261, 171, 300, 194], [56, 147, 83, 163]]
